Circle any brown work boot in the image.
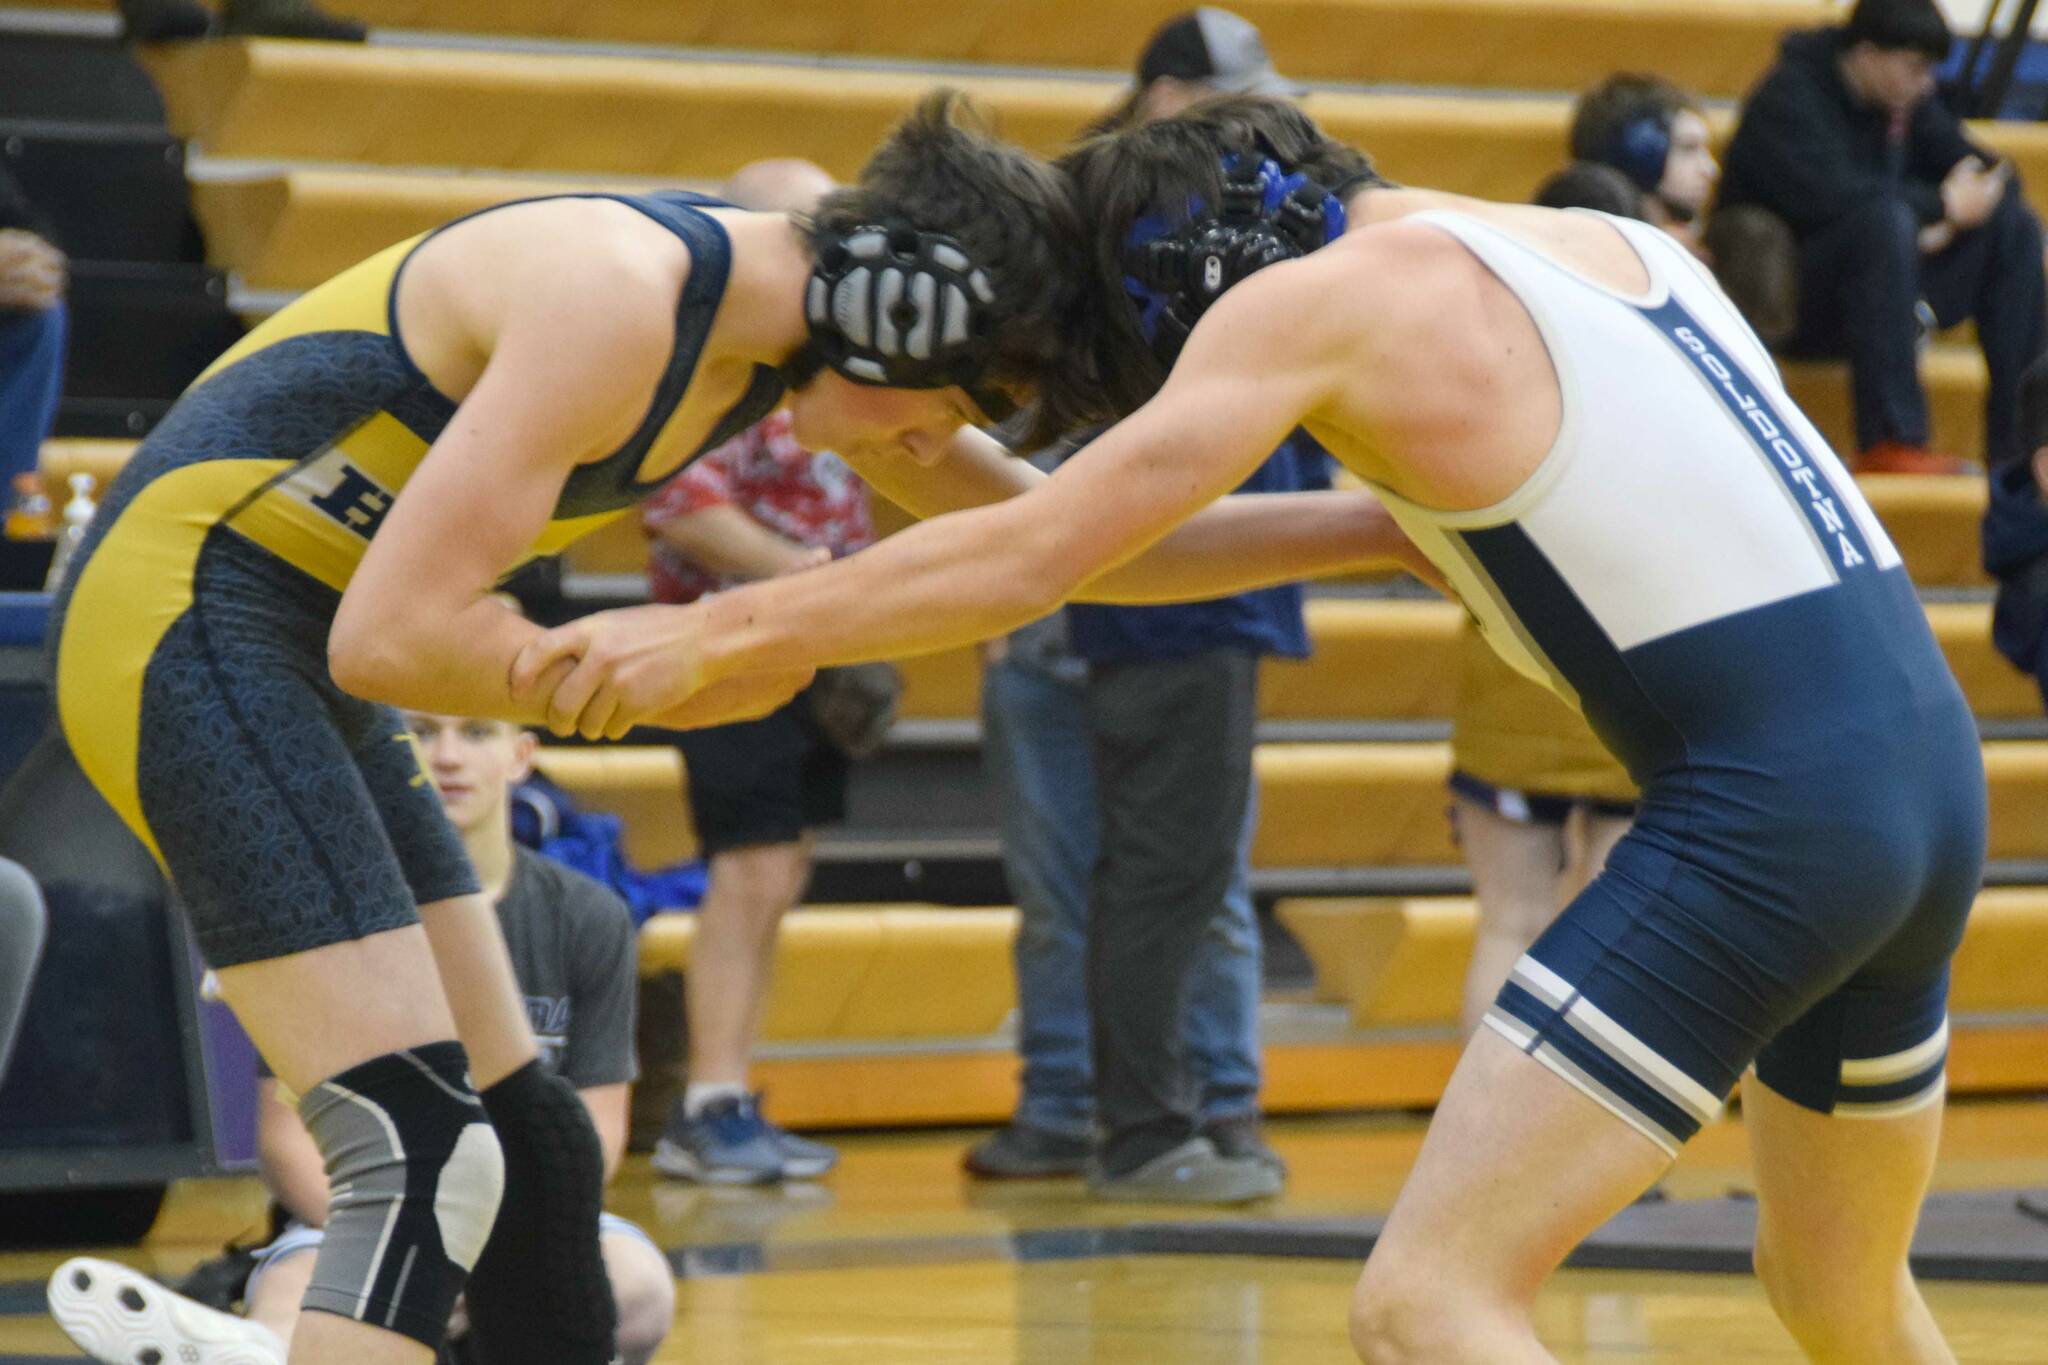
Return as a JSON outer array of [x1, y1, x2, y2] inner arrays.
[[220, 0, 365, 40], [1851, 441, 1976, 476]]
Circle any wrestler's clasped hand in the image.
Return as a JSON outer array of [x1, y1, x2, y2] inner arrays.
[[509, 604, 811, 740]]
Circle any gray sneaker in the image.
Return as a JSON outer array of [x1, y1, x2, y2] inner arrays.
[[769, 1124, 839, 1179], [1087, 1137, 1282, 1205], [964, 1123, 1091, 1179], [1202, 1115, 1288, 1180], [652, 1095, 785, 1186]]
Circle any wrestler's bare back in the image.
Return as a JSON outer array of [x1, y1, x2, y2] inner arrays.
[[1282, 187, 1655, 516], [388, 197, 791, 489]]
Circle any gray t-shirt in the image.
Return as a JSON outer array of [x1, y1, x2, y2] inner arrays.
[[252, 847, 639, 1091], [498, 846, 640, 1090]]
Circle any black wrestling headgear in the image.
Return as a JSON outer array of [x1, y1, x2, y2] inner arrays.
[[1120, 145, 1349, 367], [795, 222, 1017, 422]]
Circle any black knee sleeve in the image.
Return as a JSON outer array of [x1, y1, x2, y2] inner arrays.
[[464, 1059, 619, 1365], [298, 1040, 503, 1349]]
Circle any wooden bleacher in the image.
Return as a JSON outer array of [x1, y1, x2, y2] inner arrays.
[[149, 37, 2021, 459], [4, 0, 1835, 98], [30, 0, 2048, 1124], [152, 39, 2048, 217]]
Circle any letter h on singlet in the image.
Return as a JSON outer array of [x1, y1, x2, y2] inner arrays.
[[309, 463, 394, 538]]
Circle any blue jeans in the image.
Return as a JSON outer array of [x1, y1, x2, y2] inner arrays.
[[0, 302, 66, 486], [982, 655, 1262, 1140]]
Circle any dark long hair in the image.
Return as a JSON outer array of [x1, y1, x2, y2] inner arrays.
[[797, 90, 1094, 447], [1050, 96, 1384, 430]]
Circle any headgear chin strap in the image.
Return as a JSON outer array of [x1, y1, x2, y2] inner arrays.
[[798, 223, 1017, 422], [1121, 148, 1349, 366]]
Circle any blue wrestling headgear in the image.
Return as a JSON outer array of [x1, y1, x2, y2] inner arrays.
[[799, 222, 1017, 422], [1604, 111, 1673, 195], [1120, 145, 1349, 366]]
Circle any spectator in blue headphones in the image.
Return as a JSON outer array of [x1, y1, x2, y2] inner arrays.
[[1568, 74, 1719, 254]]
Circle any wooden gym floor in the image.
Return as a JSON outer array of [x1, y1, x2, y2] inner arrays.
[[4, 1099, 2046, 1362]]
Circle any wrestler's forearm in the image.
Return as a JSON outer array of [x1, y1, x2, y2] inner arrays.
[[1073, 489, 1408, 604], [329, 595, 564, 725], [696, 497, 1071, 679]]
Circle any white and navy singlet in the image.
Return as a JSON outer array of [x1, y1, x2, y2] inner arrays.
[[1374, 209, 1985, 1153]]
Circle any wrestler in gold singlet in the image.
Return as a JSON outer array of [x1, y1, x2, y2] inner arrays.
[[53, 191, 781, 967]]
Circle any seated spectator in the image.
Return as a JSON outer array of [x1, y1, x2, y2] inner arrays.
[[50, 708, 671, 1365], [1720, 0, 2047, 475], [1534, 161, 1646, 218], [640, 158, 869, 1187], [1702, 205, 1801, 345], [1987, 353, 2048, 706], [1567, 74, 1719, 251], [0, 168, 66, 490], [1090, 6, 1304, 132], [114, 0, 365, 42], [1562, 77, 1797, 344]]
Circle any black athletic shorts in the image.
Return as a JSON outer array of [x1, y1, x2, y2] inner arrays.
[[657, 693, 848, 857]]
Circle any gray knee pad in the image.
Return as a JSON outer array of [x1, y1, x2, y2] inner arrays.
[[297, 1040, 504, 1349]]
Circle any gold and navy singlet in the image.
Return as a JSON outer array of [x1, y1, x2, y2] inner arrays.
[[49, 192, 782, 907]]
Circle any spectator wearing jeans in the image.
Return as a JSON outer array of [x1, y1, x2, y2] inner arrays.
[[967, 425, 1326, 1202], [966, 595, 1270, 1182], [1720, 0, 2048, 475], [960, 5, 1319, 1207], [0, 168, 66, 490]]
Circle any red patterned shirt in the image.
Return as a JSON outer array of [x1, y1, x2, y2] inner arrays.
[[641, 409, 875, 605]]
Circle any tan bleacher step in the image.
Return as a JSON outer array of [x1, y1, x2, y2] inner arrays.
[[1986, 742, 2048, 861], [1280, 891, 2048, 1030], [1253, 741, 1460, 867], [1930, 602, 2042, 720], [191, 170, 637, 292], [638, 905, 1019, 1040], [593, 563, 2013, 728], [741, 1017, 2048, 1128], [1783, 348, 1991, 467], [743, 1032, 1472, 1128], [37, 443, 2025, 725], [259, 0, 1826, 101], [146, 41, 2048, 224], [183, 191, 2004, 469], [1262, 599, 1463, 721], [34, 439, 135, 498], [1861, 474, 1989, 588], [1260, 738, 2048, 866], [531, 744, 694, 867], [1952, 888, 2048, 1012], [39, 442, 1997, 597], [11, 0, 1824, 99]]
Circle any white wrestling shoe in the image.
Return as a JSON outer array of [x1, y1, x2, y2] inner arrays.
[[49, 1257, 286, 1365]]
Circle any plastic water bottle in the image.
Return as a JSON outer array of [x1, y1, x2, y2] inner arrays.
[[3, 473, 52, 541], [42, 472, 97, 593]]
